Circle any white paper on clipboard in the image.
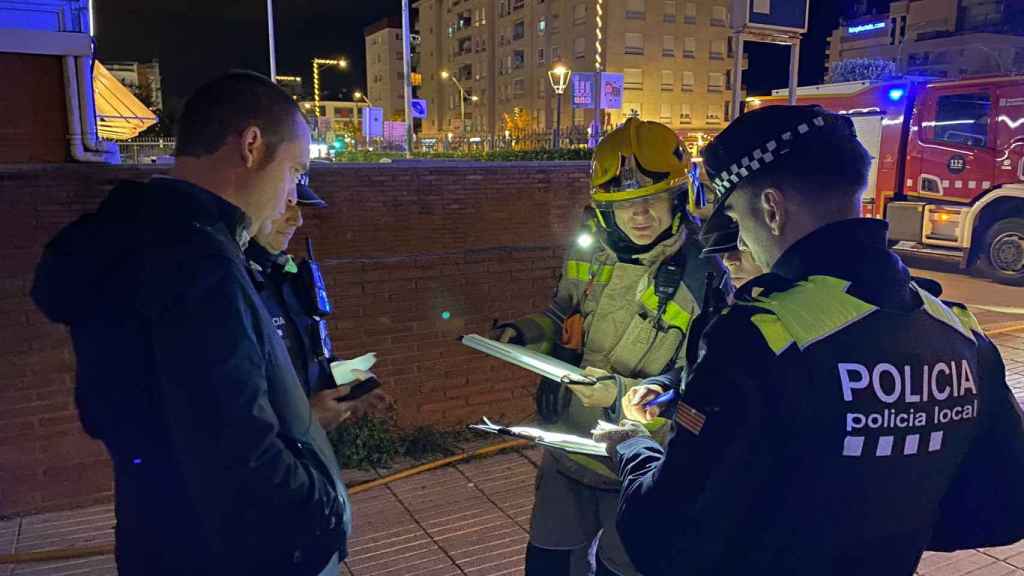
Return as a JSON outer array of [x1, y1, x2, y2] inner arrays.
[[460, 334, 594, 384], [469, 417, 609, 457]]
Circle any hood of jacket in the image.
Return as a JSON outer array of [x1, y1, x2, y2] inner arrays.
[[32, 177, 249, 325]]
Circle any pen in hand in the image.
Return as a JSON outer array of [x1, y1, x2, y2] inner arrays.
[[641, 388, 678, 411]]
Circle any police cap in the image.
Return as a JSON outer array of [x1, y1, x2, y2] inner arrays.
[[699, 105, 858, 254], [296, 173, 327, 208]]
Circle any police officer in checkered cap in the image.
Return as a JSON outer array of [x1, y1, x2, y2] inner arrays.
[[595, 105, 1024, 575]]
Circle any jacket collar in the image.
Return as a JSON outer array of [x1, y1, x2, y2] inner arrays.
[[769, 218, 917, 310], [246, 240, 280, 272], [148, 176, 251, 248], [771, 218, 889, 280], [608, 228, 686, 268]]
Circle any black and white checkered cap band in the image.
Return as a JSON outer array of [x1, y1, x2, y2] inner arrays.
[[710, 116, 826, 195]]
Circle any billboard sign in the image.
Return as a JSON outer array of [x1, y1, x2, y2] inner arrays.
[[572, 72, 624, 109], [572, 72, 594, 108], [362, 106, 384, 138], [733, 0, 809, 34], [600, 73, 624, 110]]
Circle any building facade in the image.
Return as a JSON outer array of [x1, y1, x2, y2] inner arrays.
[[827, 0, 1024, 81], [415, 0, 741, 138], [105, 60, 163, 112], [275, 75, 305, 101], [299, 100, 370, 142], [365, 16, 409, 121]]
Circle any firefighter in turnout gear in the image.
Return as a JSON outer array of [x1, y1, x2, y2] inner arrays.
[[596, 105, 1024, 576], [496, 118, 731, 576]]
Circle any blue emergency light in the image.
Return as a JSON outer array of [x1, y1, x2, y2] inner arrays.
[[888, 87, 905, 102]]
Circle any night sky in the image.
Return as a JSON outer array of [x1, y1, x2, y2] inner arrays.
[[94, 0, 892, 115]]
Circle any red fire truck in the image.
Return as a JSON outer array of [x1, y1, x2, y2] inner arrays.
[[748, 75, 1024, 285]]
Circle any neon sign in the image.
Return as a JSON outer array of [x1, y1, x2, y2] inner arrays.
[[848, 21, 886, 34]]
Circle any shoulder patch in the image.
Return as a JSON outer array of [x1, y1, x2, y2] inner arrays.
[[749, 313, 794, 355], [739, 275, 878, 351], [912, 283, 977, 343]]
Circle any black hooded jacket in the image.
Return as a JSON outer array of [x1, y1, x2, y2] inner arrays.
[[32, 177, 350, 576]]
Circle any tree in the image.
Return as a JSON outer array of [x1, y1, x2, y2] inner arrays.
[[828, 58, 897, 83], [502, 107, 531, 134]]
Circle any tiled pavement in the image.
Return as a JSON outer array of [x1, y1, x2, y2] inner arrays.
[[3, 445, 1024, 576], [994, 331, 1024, 404], [2, 329, 1023, 576]]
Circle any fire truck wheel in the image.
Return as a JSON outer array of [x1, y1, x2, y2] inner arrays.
[[976, 218, 1024, 286]]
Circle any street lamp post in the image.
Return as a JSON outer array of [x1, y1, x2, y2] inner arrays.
[[441, 70, 476, 135], [311, 57, 348, 121], [266, 0, 277, 80], [354, 91, 374, 107], [547, 65, 571, 149]]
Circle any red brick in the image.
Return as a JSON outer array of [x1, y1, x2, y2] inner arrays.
[[420, 397, 469, 414], [0, 162, 589, 516]]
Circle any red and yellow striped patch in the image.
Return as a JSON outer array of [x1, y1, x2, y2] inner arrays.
[[675, 401, 706, 435]]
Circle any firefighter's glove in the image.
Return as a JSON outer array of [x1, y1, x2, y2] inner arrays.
[[567, 367, 619, 408], [536, 378, 565, 424], [490, 323, 523, 345], [592, 420, 651, 463]]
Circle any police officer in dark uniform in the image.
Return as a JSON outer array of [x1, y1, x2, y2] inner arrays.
[[596, 105, 1024, 576], [246, 177, 386, 430]]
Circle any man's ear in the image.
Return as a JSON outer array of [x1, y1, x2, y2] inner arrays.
[[760, 188, 785, 236], [239, 126, 263, 168]]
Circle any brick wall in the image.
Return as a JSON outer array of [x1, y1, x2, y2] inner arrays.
[[0, 161, 591, 516]]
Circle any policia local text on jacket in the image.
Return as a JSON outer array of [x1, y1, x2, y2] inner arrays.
[[503, 118, 730, 575], [31, 178, 351, 576], [613, 218, 1024, 568]]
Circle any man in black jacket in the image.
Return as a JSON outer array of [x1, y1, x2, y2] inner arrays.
[[31, 71, 350, 576], [597, 105, 1024, 575]]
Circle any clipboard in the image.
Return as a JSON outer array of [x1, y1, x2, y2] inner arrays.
[[461, 334, 598, 385], [469, 417, 610, 457]]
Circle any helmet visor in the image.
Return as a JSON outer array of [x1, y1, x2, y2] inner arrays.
[[591, 120, 689, 203]]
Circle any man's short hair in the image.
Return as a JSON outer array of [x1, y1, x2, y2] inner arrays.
[[704, 105, 872, 210], [175, 71, 302, 161]]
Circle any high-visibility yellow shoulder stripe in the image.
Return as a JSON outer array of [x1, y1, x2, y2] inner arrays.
[[952, 306, 984, 335], [741, 275, 878, 350], [912, 283, 977, 343], [640, 286, 693, 331], [749, 313, 795, 355], [566, 260, 614, 284]]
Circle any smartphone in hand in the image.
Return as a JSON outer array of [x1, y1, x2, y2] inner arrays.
[[337, 378, 381, 402]]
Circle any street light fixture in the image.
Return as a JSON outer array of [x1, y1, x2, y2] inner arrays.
[[311, 57, 348, 119], [440, 70, 475, 134], [548, 64, 571, 149], [354, 91, 373, 106]]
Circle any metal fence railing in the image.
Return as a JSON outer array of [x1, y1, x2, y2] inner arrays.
[[116, 128, 593, 164], [118, 136, 176, 164], [415, 127, 592, 153]]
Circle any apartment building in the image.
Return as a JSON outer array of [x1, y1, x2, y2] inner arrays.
[[827, 0, 1024, 80], [105, 60, 163, 112], [416, 0, 741, 137], [365, 16, 408, 120]]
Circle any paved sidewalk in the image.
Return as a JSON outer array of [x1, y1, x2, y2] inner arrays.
[[2, 330, 1023, 576], [4, 444, 1024, 576]]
